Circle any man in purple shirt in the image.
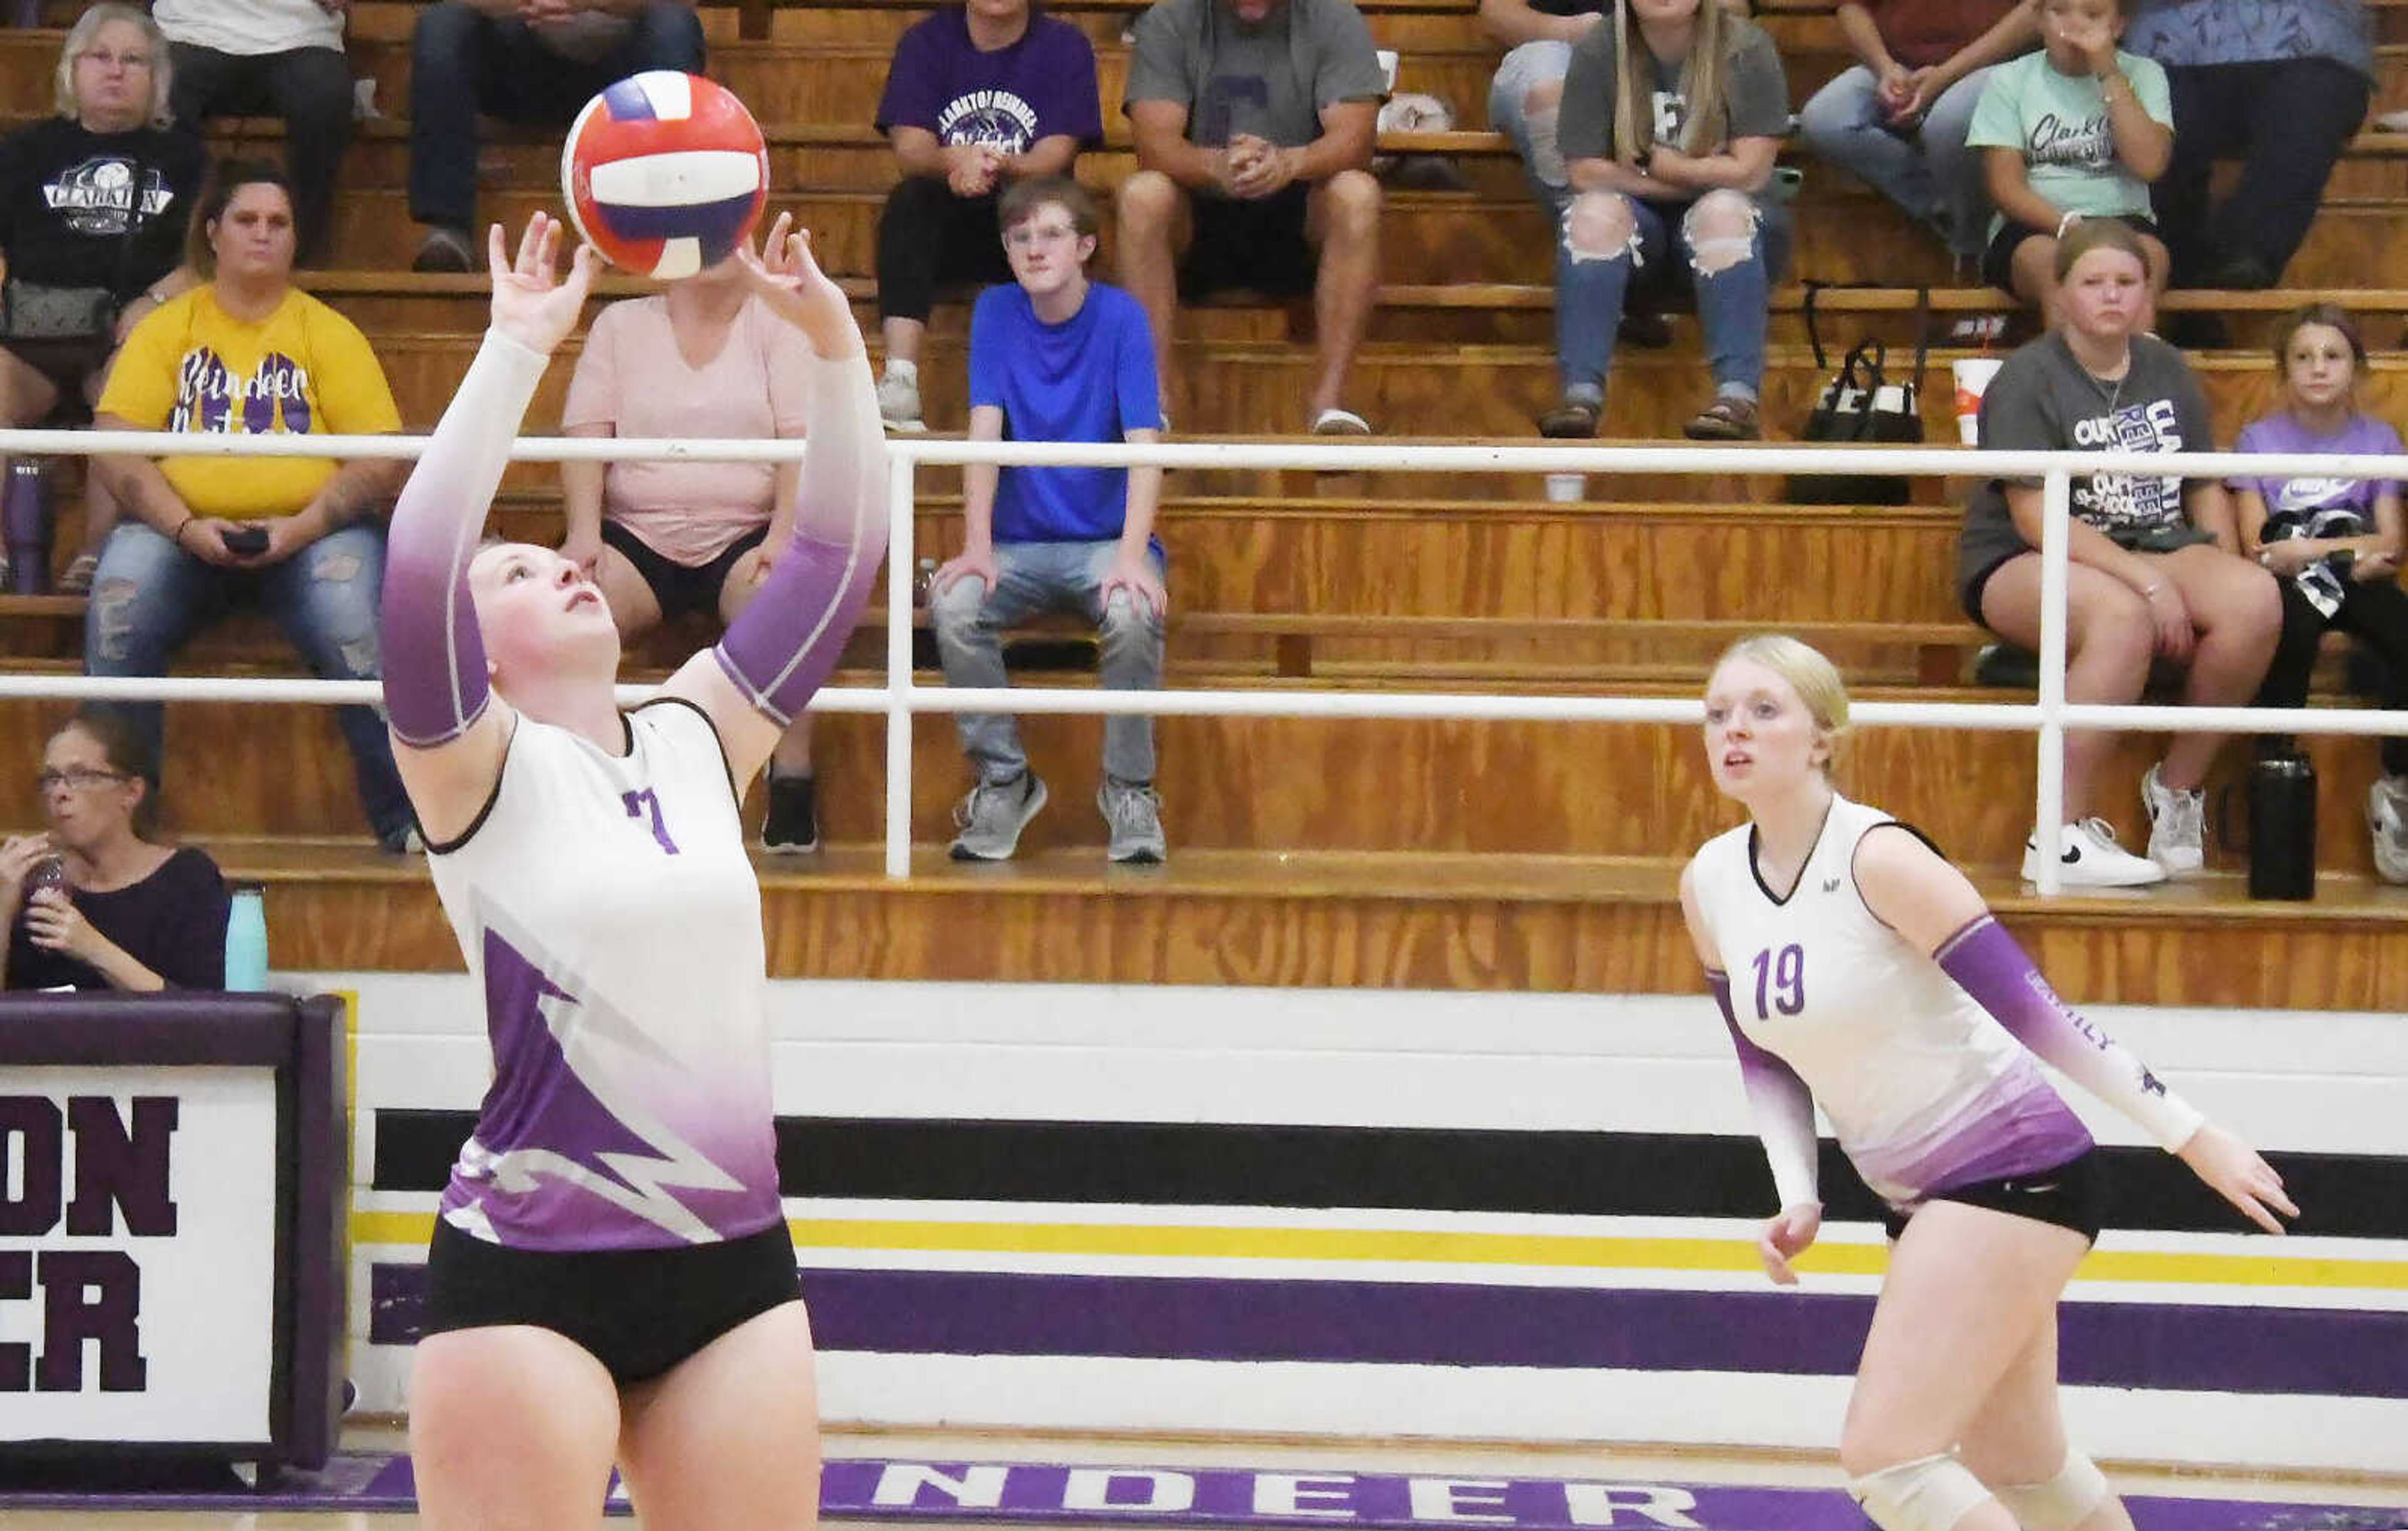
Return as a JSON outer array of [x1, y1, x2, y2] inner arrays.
[[870, 0, 1103, 432]]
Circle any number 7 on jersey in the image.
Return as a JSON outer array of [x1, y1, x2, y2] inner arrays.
[[621, 788, 681, 856]]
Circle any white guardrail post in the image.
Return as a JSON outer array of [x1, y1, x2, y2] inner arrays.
[[885, 450, 917, 879], [2034, 468, 2073, 898]]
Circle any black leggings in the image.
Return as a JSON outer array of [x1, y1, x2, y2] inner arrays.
[[2256, 575, 2408, 775], [874, 176, 1013, 323]]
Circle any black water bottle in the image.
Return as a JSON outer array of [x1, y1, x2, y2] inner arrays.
[[2247, 753, 2318, 901]]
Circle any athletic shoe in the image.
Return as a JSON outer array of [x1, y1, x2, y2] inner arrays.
[[1098, 778, 1167, 864], [877, 371, 926, 433], [2368, 775, 2408, 885], [949, 773, 1047, 861], [761, 772, 820, 854], [2141, 762, 2206, 877], [2022, 817, 2167, 887], [411, 226, 475, 274], [378, 824, 425, 856]]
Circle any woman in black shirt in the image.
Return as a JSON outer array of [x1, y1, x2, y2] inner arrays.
[[0, 3, 205, 593], [1, 706, 229, 992]]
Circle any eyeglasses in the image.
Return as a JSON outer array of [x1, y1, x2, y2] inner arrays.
[[78, 48, 154, 70], [1003, 223, 1082, 251], [37, 766, 131, 792]]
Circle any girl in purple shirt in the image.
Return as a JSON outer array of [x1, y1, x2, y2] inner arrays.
[[2233, 304, 2408, 882]]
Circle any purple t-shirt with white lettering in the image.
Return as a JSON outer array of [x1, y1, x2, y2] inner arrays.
[[874, 8, 1104, 153], [2231, 411, 2403, 533]]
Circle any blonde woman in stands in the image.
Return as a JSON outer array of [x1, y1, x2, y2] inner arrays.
[[1964, 0, 2172, 326], [2231, 304, 2408, 884], [1956, 219, 2281, 887], [0, 4, 205, 593], [1538, 0, 1791, 442], [1682, 633, 2294, 1531], [382, 211, 883, 1531], [559, 252, 823, 851]]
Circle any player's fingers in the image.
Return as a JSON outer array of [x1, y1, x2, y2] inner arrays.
[[2234, 1189, 2287, 1236], [487, 223, 509, 277]]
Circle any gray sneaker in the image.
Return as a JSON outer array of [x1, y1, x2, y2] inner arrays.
[[877, 370, 926, 433], [1098, 779, 1166, 864], [949, 773, 1046, 861], [2368, 775, 2408, 884]]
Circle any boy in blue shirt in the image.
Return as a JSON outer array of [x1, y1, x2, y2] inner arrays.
[[929, 176, 1169, 863]]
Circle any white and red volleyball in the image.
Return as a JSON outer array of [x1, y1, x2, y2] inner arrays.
[[561, 72, 769, 279]]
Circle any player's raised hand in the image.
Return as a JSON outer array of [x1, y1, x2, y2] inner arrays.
[[486, 213, 598, 358], [736, 213, 862, 360]]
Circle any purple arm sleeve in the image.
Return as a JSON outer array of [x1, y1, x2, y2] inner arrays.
[[712, 348, 890, 726], [1936, 916, 2205, 1150], [381, 331, 549, 746], [1709, 971, 1822, 1209]]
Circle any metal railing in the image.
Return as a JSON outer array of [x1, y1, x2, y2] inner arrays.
[[8, 425, 2406, 894]]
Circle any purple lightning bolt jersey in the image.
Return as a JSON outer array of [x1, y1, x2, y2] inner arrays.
[[424, 697, 783, 1251]]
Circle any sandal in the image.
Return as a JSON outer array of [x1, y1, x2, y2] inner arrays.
[[1536, 398, 1602, 439], [58, 551, 97, 596], [1683, 396, 1762, 441]]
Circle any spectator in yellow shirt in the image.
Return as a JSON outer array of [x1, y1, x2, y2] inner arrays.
[[87, 159, 415, 852]]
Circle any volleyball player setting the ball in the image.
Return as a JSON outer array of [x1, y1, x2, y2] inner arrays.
[[1679, 635, 2296, 1531], [380, 213, 884, 1531]]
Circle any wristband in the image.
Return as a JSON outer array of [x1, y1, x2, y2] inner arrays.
[[2056, 211, 2083, 240], [171, 516, 194, 550]]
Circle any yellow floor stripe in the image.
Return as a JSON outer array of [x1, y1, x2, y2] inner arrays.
[[346, 1210, 2408, 1291]]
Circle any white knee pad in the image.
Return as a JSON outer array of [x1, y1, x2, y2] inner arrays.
[[1849, 1452, 1994, 1531], [1994, 1451, 2110, 1531]]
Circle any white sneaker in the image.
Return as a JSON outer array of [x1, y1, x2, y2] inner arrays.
[[2141, 762, 2206, 877], [2023, 817, 2168, 887], [2368, 775, 2408, 885], [877, 370, 925, 433]]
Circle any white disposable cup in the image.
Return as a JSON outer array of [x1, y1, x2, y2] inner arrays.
[[1544, 472, 1585, 503], [1953, 357, 2004, 447], [1376, 50, 1400, 93]]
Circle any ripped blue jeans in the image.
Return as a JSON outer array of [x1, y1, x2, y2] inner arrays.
[[83, 520, 412, 843], [1552, 188, 1790, 400]]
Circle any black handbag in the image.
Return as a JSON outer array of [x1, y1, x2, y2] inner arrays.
[[1, 151, 150, 344], [0, 279, 119, 342], [1785, 283, 1927, 507]]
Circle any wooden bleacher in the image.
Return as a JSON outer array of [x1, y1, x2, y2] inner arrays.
[[5, 3, 2408, 990]]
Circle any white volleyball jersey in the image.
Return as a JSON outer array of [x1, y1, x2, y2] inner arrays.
[[1687, 795, 2092, 1205], [425, 699, 783, 1251]]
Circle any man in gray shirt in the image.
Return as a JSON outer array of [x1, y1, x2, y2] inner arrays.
[[1118, 0, 1387, 433]]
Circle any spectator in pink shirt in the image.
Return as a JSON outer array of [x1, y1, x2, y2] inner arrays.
[[559, 257, 821, 851]]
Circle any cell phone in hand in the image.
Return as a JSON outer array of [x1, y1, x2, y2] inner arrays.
[[222, 525, 270, 556]]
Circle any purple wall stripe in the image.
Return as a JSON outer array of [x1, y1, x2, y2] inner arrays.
[[3, 1453, 2404, 1530], [366, 1263, 2408, 1401]]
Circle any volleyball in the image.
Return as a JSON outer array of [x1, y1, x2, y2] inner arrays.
[[561, 72, 769, 280]]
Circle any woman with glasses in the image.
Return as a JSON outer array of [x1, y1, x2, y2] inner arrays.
[[1, 706, 230, 992], [0, 3, 206, 594]]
